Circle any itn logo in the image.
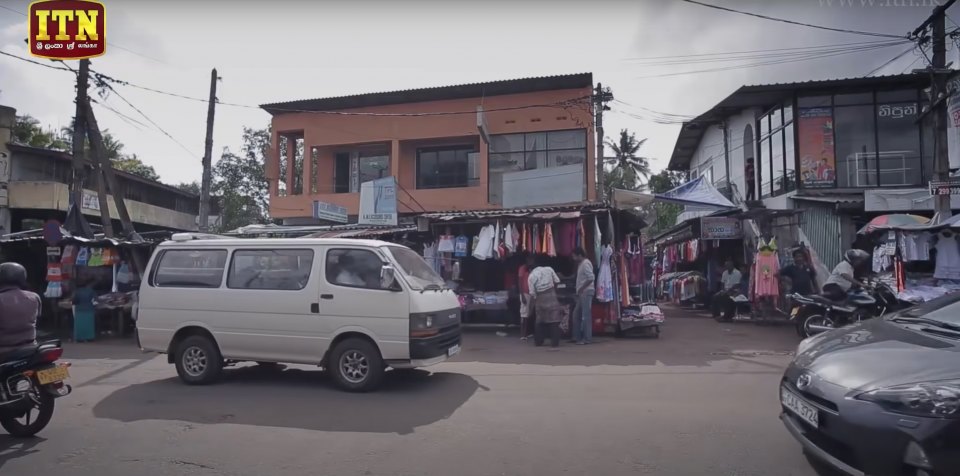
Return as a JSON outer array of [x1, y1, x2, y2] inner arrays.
[[29, 0, 106, 60]]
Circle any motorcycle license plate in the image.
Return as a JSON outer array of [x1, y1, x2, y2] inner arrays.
[[790, 307, 800, 317], [36, 365, 70, 385]]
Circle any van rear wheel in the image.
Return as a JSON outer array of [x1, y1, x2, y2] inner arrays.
[[330, 338, 384, 392], [174, 335, 223, 385]]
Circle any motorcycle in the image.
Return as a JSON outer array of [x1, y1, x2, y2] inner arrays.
[[0, 340, 72, 437], [789, 281, 908, 338]]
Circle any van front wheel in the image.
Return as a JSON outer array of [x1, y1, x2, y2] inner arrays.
[[174, 335, 223, 385], [330, 338, 384, 392]]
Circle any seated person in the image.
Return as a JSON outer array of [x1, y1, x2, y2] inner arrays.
[[711, 260, 742, 321], [334, 255, 365, 287]]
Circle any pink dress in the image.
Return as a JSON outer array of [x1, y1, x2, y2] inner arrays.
[[754, 252, 780, 297]]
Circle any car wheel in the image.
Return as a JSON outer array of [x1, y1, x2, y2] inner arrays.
[[330, 338, 384, 392], [174, 335, 223, 385]]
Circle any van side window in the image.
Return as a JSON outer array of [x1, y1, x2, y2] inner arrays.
[[227, 249, 314, 290], [326, 249, 385, 289], [153, 249, 227, 288]]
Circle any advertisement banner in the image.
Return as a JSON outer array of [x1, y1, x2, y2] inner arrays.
[[947, 72, 960, 170], [700, 217, 742, 240], [797, 108, 836, 189], [313, 200, 348, 223], [359, 176, 397, 226]]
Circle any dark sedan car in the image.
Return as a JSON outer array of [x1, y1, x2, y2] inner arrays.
[[781, 293, 960, 476]]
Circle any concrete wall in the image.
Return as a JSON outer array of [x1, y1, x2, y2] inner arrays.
[[8, 181, 198, 231], [268, 87, 596, 218], [688, 108, 760, 202]]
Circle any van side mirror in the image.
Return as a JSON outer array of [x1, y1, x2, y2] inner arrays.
[[380, 265, 399, 291]]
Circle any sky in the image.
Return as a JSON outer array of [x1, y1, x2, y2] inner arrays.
[[2, 0, 959, 186]]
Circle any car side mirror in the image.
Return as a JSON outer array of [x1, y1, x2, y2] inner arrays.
[[380, 265, 400, 291]]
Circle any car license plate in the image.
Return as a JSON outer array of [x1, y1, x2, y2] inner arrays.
[[447, 344, 461, 357], [781, 387, 818, 428], [36, 365, 70, 385], [790, 307, 799, 318]]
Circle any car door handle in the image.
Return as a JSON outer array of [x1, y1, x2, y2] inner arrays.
[[320, 294, 334, 300], [310, 303, 320, 313]]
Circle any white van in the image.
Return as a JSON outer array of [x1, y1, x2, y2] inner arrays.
[[135, 234, 461, 392]]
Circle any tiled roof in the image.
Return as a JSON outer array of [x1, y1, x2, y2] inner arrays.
[[260, 73, 593, 115]]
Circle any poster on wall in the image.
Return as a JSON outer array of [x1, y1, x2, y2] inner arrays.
[[359, 176, 397, 226], [947, 72, 960, 170], [797, 108, 836, 188]]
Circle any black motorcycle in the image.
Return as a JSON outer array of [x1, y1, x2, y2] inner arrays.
[[0, 340, 72, 437], [789, 281, 908, 338]]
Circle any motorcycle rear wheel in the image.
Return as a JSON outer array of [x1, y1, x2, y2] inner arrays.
[[0, 390, 55, 437], [799, 314, 835, 339]]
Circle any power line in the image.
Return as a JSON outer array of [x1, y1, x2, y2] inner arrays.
[[0, 50, 75, 72], [681, 0, 906, 39], [623, 38, 908, 62], [623, 39, 907, 66], [865, 45, 918, 77], [634, 41, 907, 79], [90, 97, 149, 129]]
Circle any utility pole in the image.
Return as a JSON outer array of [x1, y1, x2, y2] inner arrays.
[[593, 83, 613, 200], [915, 0, 957, 218], [720, 120, 731, 200], [70, 59, 89, 207], [199, 68, 218, 232]]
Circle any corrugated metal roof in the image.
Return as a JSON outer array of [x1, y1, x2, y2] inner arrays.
[[791, 194, 864, 205], [307, 226, 417, 238], [419, 202, 608, 221], [260, 73, 593, 115]]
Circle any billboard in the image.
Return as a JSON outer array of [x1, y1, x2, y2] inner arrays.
[[797, 108, 836, 189], [358, 176, 397, 226]]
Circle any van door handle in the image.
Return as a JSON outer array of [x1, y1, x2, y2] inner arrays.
[[320, 294, 334, 300], [310, 303, 320, 313]]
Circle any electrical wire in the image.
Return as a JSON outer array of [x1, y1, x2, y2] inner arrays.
[[623, 38, 909, 62], [865, 45, 918, 77], [624, 40, 909, 66], [0, 50, 75, 72], [90, 97, 149, 130], [680, 0, 906, 39]]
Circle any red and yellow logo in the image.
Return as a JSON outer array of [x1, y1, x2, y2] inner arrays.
[[28, 0, 105, 60]]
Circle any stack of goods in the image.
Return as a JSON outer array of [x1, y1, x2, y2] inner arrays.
[[621, 304, 664, 324], [457, 290, 509, 310]]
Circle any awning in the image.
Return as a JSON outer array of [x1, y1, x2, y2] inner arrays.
[[419, 202, 607, 221], [612, 176, 735, 210], [792, 195, 864, 205]]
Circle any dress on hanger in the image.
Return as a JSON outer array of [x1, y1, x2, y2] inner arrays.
[[934, 234, 960, 280], [596, 245, 615, 302], [754, 250, 780, 297]]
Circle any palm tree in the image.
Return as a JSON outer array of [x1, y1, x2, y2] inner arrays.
[[605, 129, 652, 184]]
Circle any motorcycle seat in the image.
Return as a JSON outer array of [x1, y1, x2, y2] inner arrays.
[[0, 345, 38, 365], [810, 295, 844, 305]]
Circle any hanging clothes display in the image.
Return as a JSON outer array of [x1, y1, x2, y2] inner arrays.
[[934, 231, 960, 280], [544, 223, 556, 257], [596, 245, 615, 302], [753, 239, 780, 297], [898, 231, 932, 262], [624, 235, 643, 286], [593, 216, 603, 265]]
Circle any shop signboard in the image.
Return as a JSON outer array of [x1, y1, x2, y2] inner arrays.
[[948, 71, 960, 170], [313, 200, 348, 223], [701, 217, 742, 240], [797, 108, 836, 189], [358, 176, 397, 226]]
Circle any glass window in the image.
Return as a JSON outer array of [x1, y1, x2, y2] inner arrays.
[[525, 132, 547, 151], [549, 149, 587, 167], [760, 114, 769, 137], [490, 134, 524, 153], [877, 102, 922, 186], [153, 249, 227, 288], [834, 93, 873, 106], [488, 129, 588, 205], [784, 123, 796, 192], [278, 137, 288, 197], [417, 146, 477, 189], [798, 96, 831, 108], [877, 90, 918, 102], [358, 153, 389, 185], [834, 105, 877, 187], [325, 249, 387, 290], [784, 103, 794, 126], [760, 138, 771, 198], [743, 125, 756, 200], [547, 130, 587, 150], [292, 138, 304, 195], [334, 152, 351, 194], [227, 249, 314, 290], [770, 108, 783, 131], [384, 246, 445, 291], [772, 130, 785, 195]]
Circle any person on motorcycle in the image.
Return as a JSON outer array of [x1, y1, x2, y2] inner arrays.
[[0, 262, 41, 354], [821, 249, 870, 301]]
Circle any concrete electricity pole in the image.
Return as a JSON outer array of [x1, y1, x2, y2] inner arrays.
[[71, 59, 90, 207], [199, 68, 218, 232], [915, 0, 957, 218], [593, 83, 613, 200]]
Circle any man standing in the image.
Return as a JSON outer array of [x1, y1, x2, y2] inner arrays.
[[527, 260, 562, 348], [571, 247, 595, 345], [711, 260, 742, 322], [780, 249, 817, 296]]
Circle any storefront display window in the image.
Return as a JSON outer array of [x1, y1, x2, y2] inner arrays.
[[416, 146, 478, 189], [835, 105, 877, 187], [877, 101, 921, 186], [488, 129, 587, 205]]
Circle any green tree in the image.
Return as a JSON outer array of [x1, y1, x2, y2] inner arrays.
[[59, 123, 161, 182], [213, 127, 272, 232], [604, 129, 652, 185], [644, 170, 686, 235], [12, 115, 69, 150], [174, 181, 201, 195]]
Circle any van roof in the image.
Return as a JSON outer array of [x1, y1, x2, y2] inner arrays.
[[157, 236, 397, 248]]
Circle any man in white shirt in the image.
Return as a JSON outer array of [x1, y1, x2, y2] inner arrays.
[[335, 254, 365, 287], [711, 260, 742, 322], [527, 262, 562, 347], [822, 249, 869, 301]]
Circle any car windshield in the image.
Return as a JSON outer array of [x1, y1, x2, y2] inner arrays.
[[383, 245, 446, 290], [890, 293, 960, 325]]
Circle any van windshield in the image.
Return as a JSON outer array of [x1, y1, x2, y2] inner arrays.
[[384, 246, 446, 290]]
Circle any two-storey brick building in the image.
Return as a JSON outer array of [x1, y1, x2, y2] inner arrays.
[[261, 73, 597, 224]]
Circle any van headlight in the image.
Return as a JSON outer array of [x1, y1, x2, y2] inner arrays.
[[856, 380, 960, 417], [412, 314, 434, 329]]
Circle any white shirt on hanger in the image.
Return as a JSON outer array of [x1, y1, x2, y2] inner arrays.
[[472, 225, 495, 260]]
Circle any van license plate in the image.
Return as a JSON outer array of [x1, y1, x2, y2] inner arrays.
[[781, 387, 818, 428], [447, 344, 460, 357], [36, 365, 70, 385]]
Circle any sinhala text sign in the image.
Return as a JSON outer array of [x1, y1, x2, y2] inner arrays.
[[358, 176, 397, 226], [29, 0, 106, 60], [700, 217, 742, 240]]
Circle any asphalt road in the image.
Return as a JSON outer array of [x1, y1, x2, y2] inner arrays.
[[0, 308, 818, 476]]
